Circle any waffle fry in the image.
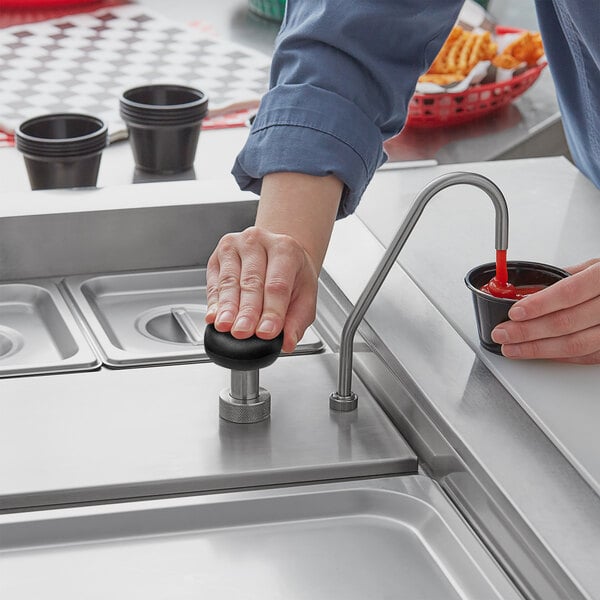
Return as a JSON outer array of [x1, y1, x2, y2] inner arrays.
[[421, 26, 497, 81], [428, 26, 463, 74], [419, 26, 543, 87], [447, 30, 469, 74], [458, 32, 477, 72]]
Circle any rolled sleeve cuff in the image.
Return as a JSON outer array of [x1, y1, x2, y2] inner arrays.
[[232, 84, 387, 218]]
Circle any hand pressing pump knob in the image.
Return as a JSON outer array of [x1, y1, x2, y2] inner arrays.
[[204, 324, 284, 424]]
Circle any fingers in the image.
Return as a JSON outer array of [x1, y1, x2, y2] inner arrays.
[[490, 260, 600, 363], [279, 260, 318, 354], [500, 324, 600, 360], [205, 227, 318, 351], [253, 237, 301, 342], [206, 234, 242, 331], [507, 262, 600, 322], [231, 231, 268, 338], [552, 349, 600, 365], [493, 296, 600, 344], [205, 252, 220, 325]]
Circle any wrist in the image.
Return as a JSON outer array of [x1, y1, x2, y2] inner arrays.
[[256, 172, 343, 271]]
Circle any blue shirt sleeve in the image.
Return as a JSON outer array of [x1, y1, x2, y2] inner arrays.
[[534, 0, 600, 191], [232, 0, 464, 218]]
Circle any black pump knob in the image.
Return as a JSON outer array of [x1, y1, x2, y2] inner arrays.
[[204, 324, 283, 371], [204, 324, 283, 424]]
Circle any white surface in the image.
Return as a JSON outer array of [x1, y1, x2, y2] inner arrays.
[[0, 123, 250, 195], [0, 168, 254, 217]]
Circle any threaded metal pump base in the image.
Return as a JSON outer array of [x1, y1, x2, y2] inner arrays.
[[329, 391, 358, 412], [219, 387, 271, 423]]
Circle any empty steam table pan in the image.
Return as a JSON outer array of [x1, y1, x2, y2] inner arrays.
[[63, 268, 323, 367], [0, 280, 99, 378], [0, 476, 521, 600]]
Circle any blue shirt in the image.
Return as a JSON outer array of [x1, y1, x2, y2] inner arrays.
[[232, 0, 600, 218]]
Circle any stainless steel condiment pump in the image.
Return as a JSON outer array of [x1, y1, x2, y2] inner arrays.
[[330, 171, 510, 412], [204, 323, 283, 423]]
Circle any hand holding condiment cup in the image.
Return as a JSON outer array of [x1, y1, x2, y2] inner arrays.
[[465, 260, 570, 354]]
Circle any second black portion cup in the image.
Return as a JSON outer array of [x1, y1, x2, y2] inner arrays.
[[465, 261, 571, 354], [119, 84, 209, 174], [15, 113, 107, 190]]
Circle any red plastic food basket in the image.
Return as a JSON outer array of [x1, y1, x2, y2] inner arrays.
[[406, 62, 547, 128]]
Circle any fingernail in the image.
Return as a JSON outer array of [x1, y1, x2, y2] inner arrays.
[[216, 310, 234, 326], [502, 344, 521, 357], [206, 304, 217, 317], [509, 306, 526, 320], [234, 317, 252, 332], [257, 319, 276, 335], [492, 328, 508, 344]]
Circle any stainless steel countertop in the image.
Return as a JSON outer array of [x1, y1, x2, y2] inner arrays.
[[0, 476, 522, 600], [0, 182, 417, 512], [355, 156, 600, 499], [1, 3, 596, 596], [324, 162, 600, 598], [1, 167, 599, 597], [0, 354, 416, 510]]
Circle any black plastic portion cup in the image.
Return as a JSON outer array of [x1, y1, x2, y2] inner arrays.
[[465, 261, 571, 355], [119, 84, 209, 175], [15, 113, 108, 190]]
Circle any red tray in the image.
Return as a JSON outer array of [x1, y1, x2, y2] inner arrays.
[[2, 0, 99, 6], [406, 62, 547, 128], [0, 0, 127, 28]]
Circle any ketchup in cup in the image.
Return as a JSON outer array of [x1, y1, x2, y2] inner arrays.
[[481, 250, 546, 299], [465, 256, 569, 355]]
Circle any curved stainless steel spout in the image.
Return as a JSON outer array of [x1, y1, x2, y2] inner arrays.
[[330, 171, 509, 411]]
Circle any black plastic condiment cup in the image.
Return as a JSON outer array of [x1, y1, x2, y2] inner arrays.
[[465, 260, 570, 354], [119, 84, 209, 174], [15, 113, 108, 190]]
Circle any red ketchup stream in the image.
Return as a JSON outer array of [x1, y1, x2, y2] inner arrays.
[[481, 250, 546, 299]]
